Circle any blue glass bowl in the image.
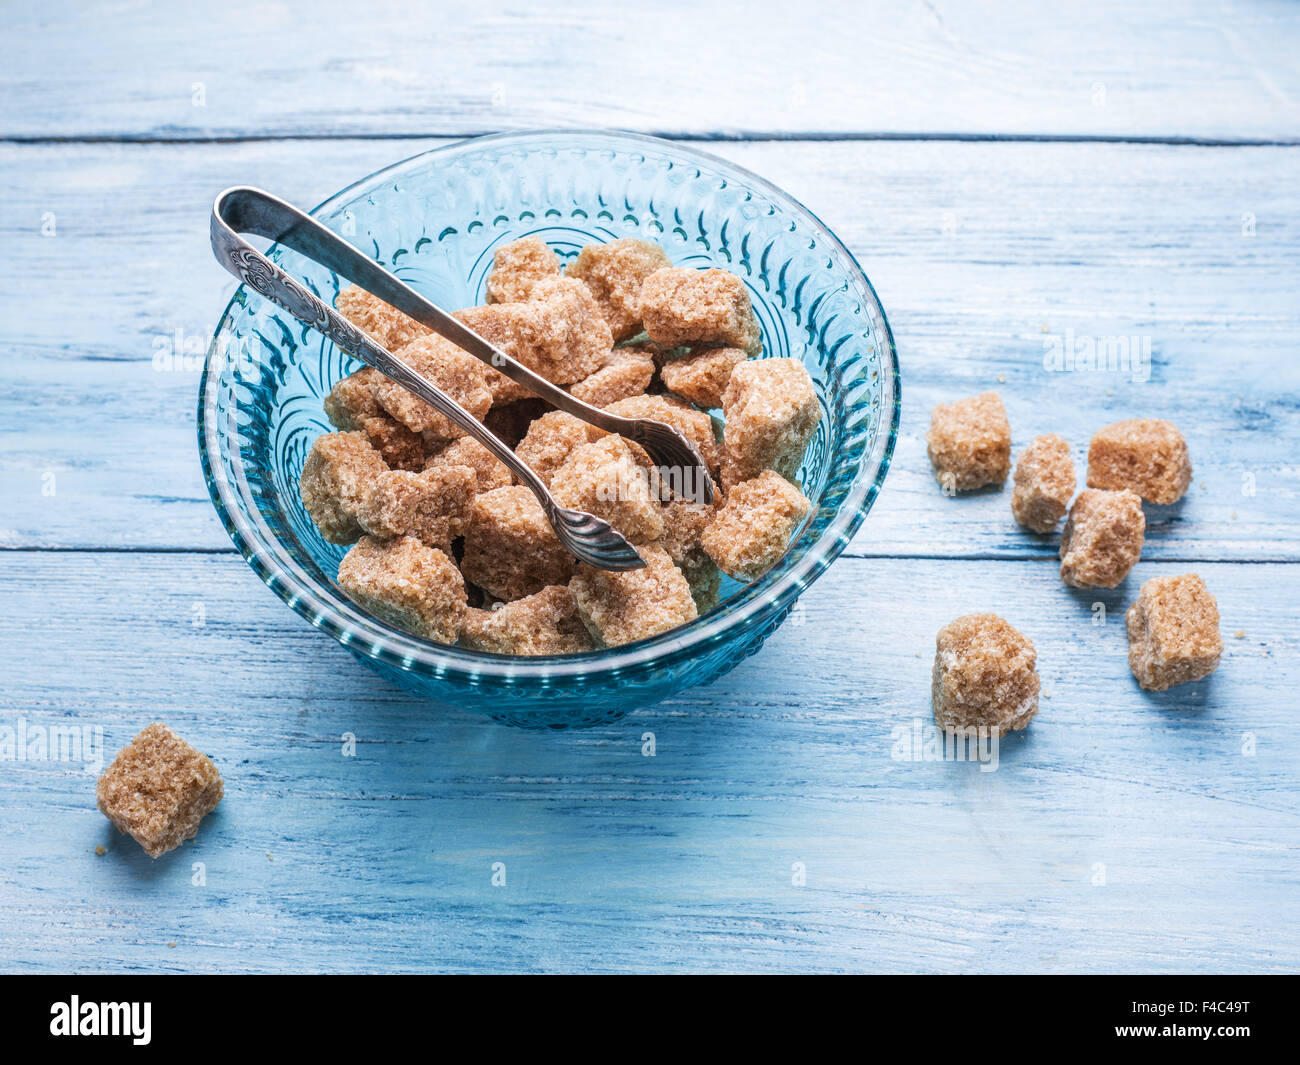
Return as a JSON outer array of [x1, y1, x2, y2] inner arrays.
[[198, 131, 899, 728]]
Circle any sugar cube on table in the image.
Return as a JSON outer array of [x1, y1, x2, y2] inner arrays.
[[1087, 418, 1192, 504], [1011, 433, 1076, 533], [1059, 488, 1145, 588], [931, 614, 1040, 737], [1126, 574, 1222, 690], [926, 391, 1011, 493], [97, 724, 223, 859]]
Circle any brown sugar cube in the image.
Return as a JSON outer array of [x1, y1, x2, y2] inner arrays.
[[1087, 418, 1192, 504], [1126, 574, 1222, 691], [425, 436, 513, 494], [360, 414, 426, 471], [660, 345, 748, 410], [375, 334, 493, 441], [719, 358, 820, 489], [569, 348, 656, 408], [569, 544, 698, 647], [1011, 433, 1076, 533], [515, 410, 602, 487], [565, 238, 673, 341], [932, 614, 1040, 737], [484, 398, 549, 450], [300, 431, 388, 544], [336, 284, 430, 352], [456, 277, 612, 386], [550, 436, 665, 543], [355, 465, 477, 552], [1059, 488, 1145, 588], [97, 723, 223, 859], [324, 367, 385, 430], [926, 392, 1011, 493], [461, 585, 595, 656], [462, 485, 577, 601], [702, 470, 811, 581], [336, 534, 466, 644], [637, 267, 762, 354], [657, 497, 723, 612], [605, 393, 723, 484], [485, 236, 562, 304]]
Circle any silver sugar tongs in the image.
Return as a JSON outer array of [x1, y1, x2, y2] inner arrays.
[[211, 186, 715, 571]]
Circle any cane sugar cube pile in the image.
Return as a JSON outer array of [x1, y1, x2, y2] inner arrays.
[[297, 235, 823, 655], [927, 389, 1218, 723]]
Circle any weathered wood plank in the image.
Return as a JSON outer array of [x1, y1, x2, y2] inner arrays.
[[1, 138, 1297, 556], [3, 1, 1300, 141], [0, 551, 1294, 973]]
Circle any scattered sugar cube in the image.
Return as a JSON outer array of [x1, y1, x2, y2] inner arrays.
[[485, 236, 562, 304], [550, 436, 666, 543], [637, 267, 762, 354], [300, 431, 388, 544], [702, 470, 812, 580], [1059, 488, 1145, 588], [660, 345, 748, 410], [462, 486, 577, 601], [1126, 574, 1222, 690], [606, 393, 723, 484], [1011, 433, 1076, 533], [425, 436, 512, 494], [461, 585, 594, 656], [324, 367, 385, 430], [931, 614, 1040, 737], [336, 534, 466, 644], [360, 413, 426, 471], [355, 465, 477, 552], [97, 723, 223, 859], [515, 410, 603, 487], [719, 358, 820, 489], [570, 544, 698, 647], [336, 284, 431, 352], [1087, 418, 1192, 504], [926, 392, 1011, 492], [565, 238, 673, 341], [375, 334, 493, 441], [569, 348, 656, 408]]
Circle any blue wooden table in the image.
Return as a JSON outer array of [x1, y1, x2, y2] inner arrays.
[[1, 0, 1298, 974]]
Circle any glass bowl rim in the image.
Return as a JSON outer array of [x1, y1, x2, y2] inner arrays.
[[198, 129, 900, 680]]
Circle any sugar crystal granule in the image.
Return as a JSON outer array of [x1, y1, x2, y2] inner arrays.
[[926, 392, 1011, 493], [1011, 433, 1076, 533], [97, 723, 223, 859], [1125, 573, 1222, 690], [336, 534, 466, 644], [1087, 418, 1191, 504], [931, 614, 1040, 737], [1059, 488, 1145, 588]]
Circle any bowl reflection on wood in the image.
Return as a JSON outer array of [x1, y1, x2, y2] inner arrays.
[[198, 130, 900, 728]]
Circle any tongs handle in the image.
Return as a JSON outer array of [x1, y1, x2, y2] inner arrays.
[[210, 186, 550, 499]]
